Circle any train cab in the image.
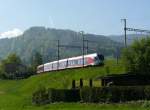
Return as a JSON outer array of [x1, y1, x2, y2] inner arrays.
[[94, 54, 104, 65]]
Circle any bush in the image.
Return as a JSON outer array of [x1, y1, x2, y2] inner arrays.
[[80, 87, 110, 102], [142, 100, 150, 108], [33, 88, 80, 105], [80, 87, 108, 103], [122, 38, 150, 74], [48, 88, 80, 102], [80, 86, 150, 103], [32, 86, 150, 104], [32, 85, 49, 105], [144, 86, 150, 100]]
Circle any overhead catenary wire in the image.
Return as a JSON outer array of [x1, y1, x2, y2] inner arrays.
[[54, 31, 99, 69], [121, 19, 150, 47]]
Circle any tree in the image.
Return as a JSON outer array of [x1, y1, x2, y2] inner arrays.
[[0, 53, 25, 78], [30, 51, 43, 73], [2, 53, 22, 73], [122, 37, 150, 74]]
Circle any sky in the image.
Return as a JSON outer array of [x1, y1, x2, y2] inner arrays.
[[0, 0, 150, 38]]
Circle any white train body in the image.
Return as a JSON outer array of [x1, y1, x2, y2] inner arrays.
[[37, 53, 104, 73]]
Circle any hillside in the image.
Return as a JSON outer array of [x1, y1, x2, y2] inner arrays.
[[0, 59, 125, 110], [0, 27, 123, 64]]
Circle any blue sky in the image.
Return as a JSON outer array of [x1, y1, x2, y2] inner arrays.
[[0, 0, 149, 36]]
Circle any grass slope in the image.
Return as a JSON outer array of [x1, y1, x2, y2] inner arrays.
[[0, 59, 132, 110]]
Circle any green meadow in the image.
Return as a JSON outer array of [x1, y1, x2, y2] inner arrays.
[[0, 59, 147, 110]]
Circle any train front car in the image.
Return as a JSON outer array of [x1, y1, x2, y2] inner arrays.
[[95, 54, 104, 65], [84, 53, 104, 66]]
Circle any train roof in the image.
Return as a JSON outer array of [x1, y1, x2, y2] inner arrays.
[[68, 53, 97, 60]]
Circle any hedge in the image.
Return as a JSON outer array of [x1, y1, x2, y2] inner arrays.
[[32, 88, 80, 104], [32, 86, 49, 105], [48, 88, 80, 102], [80, 86, 150, 103], [32, 86, 150, 105]]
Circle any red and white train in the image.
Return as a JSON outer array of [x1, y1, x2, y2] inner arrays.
[[37, 53, 104, 73]]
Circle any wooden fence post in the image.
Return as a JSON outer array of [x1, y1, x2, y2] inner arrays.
[[89, 79, 93, 87], [72, 80, 76, 89], [80, 78, 83, 88]]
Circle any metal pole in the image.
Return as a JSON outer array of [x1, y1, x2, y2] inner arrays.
[[57, 40, 60, 70], [124, 19, 127, 47], [42, 47, 45, 72], [86, 40, 88, 54], [81, 31, 85, 67], [87, 41, 88, 54], [116, 47, 119, 65], [121, 19, 127, 47]]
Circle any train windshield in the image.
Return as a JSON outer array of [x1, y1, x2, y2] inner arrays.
[[98, 54, 104, 61], [94, 54, 104, 65]]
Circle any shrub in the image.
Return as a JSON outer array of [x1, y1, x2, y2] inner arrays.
[[122, 37, 150, 74], [80, 87, 110, 103], [142, 100, 150, 108], [80, 86, 150, 103], [48, 88, 80, 102], [144, 86, 150, 100], [32, 86, 150, 104], [32, 85, 49, 105]]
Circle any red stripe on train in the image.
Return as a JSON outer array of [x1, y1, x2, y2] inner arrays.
[[87, 57, 94, 64]]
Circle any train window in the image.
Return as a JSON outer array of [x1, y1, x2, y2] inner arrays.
[[68, 59, 82, 66], [78, 59, 82, 65], [59, 61, 66, 68]]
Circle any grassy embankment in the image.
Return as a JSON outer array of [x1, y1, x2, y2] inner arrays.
[[1, 59, 146, 110]]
